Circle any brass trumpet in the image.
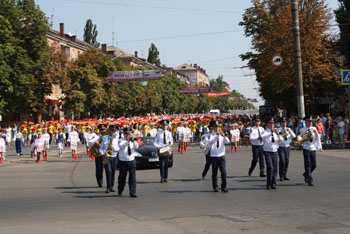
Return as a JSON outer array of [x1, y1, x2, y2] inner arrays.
[[129, 133, 139, 142]]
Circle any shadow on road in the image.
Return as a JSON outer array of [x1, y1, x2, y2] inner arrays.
[[55, 186, 100, 189]]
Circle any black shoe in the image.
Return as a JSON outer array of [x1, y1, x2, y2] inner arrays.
[[284, 177, 290, 181], [130, 194, 138, 198], [213, 188, 219, 192], [160, 179, 164, 183], [164, 179, 168, 183], [260, 174, 266, 177], [118, 191, 123, 196], [308, 182, 314, 186], [248, 171, 252, 177], [222, 188, 228, 193], [202, 174, 206, 180], [280, 177, 284, 181], [110, 189, 115, 192], [271, 186, 277, 190], [266, 186, 271, 190], [105, 189, 110, 193], [98, 184, 103, 188]]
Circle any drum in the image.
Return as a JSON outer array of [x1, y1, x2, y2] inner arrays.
[[159, 146, 172, 157]]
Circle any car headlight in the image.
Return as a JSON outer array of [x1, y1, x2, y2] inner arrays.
[[134, 152, 142, 157]]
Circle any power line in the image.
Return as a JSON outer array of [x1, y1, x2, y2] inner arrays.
[[115, 29, 243, 44], [61, 0, 241, 14]]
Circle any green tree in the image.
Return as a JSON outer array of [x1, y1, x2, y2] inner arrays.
[[83, 19, 100, 48], [240, 0, 342, 112], [147, 43, 161, 67], [335, 0, 350, 67]]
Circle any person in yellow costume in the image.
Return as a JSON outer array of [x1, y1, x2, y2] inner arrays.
[[142, 124, 150, 137], [189, 121, 198, 143], [47, 124, 55, 144], [22, 127, 28, 146], [171, 123, 178, 142], [80, 125, 86, 144]]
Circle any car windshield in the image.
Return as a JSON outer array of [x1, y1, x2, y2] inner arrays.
[[139, 137, 154, 145]]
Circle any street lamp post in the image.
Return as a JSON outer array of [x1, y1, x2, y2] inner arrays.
[[291, 0, 305, 118]]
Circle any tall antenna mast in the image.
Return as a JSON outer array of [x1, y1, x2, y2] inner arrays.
[[50, 7, 54, 27], [112, 16, 115, 46]]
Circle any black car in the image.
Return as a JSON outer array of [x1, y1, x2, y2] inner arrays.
[[134, 137, 173, 169]]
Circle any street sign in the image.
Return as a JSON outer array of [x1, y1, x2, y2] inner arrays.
[[180, 87, 211, 94], [109, 69, 162, 82], [272, 55, 283, 66], [341, 69, 350, 85]]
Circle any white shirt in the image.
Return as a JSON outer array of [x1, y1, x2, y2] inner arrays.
[[154, 130, 173, 148], [261, 128, 282, 152], [42, 133, 50, 145], [99, 135, 114, 156], [87, 133, 100, 148], [65, 125, 71, 134], [118, 138, 139, 161], [68, 131, 79, 143], [300, 126, 319, 151], [14, 132, 24, 141], [149, 128, 158, 138], [278, 127, 296, 147], [337, 121, 345, 134], [111, 138, 120, 157], [249, 126, 265, 146], [230, 129, 240, 137], [207, 133, 230, 157]]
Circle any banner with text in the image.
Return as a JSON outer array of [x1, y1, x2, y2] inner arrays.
[[109, 69, 162, 82], [180, 87, 211, 94], [208, 91, 230, 97]]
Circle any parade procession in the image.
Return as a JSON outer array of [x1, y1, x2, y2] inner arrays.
[[1, 113, 339, 196], [1, 0, 350, 233]]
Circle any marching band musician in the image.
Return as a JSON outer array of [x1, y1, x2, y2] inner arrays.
[[300, 116, 320, 186], [261, 117, 283, 190], [99, 125, 119, 193], [154, 120, 173, 183], [199, 125, 215, 179], [118, 127, 138, 198], [206, 120, 230, 193], [248, 118, 266, 177], [89, 124, 108, 188], [277, 117, 296, 181]]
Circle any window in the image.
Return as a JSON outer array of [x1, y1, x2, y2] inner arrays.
[[72, 49, 76, 59]]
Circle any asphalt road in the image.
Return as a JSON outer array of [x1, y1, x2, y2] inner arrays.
[[1, 142, 350, 234]]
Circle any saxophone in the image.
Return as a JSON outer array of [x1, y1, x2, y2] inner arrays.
[[103, 137, 113, 165]]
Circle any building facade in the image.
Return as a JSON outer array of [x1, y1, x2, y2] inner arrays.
[[173, 63, 210, 86]]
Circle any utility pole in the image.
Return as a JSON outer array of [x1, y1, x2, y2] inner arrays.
[[291, 0, 305, 118]]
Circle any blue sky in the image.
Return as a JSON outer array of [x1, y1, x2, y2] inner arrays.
[[36, 0, 341, 107]]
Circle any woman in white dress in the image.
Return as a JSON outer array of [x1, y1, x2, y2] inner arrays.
[[6, 125, 12, 146], [230, 124, 241, 153], [42, 128, 50, 161], [0, 132, 6, 163], [68, 127, 79, 161], [56, 128, 66, 157], [34, 133, 45, 163]]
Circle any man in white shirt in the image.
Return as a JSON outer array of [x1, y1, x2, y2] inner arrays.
[[99, 125, 119, 193], [118, 126, 139, 198], [149, 124, 158, 138], [248, 118, 266, 177], [206, 120, 230, 192], [277, 117, 296, 181], [199, 126, 215, 179], [337, 116, 345, 149], [300, 116, 320, 186], [261, 117, 283, 190], [154, 120, 173, 183]]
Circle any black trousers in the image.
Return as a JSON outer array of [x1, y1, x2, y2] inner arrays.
[[264, 151, 278, 187], [118, 160, 136, 195], [95, 156, 104, 186], [104, 157, 117, 190], [211, 156, 227, 190], [303, 149, 317, 183], [249, 145, 265, 175], [278, 147, 290, 178], [159, 155, 169, 180], [202, 153, 211, 177]]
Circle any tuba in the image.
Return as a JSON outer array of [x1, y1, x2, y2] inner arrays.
[[296, 129, 316, 146], [90, 136, 103, 157]]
